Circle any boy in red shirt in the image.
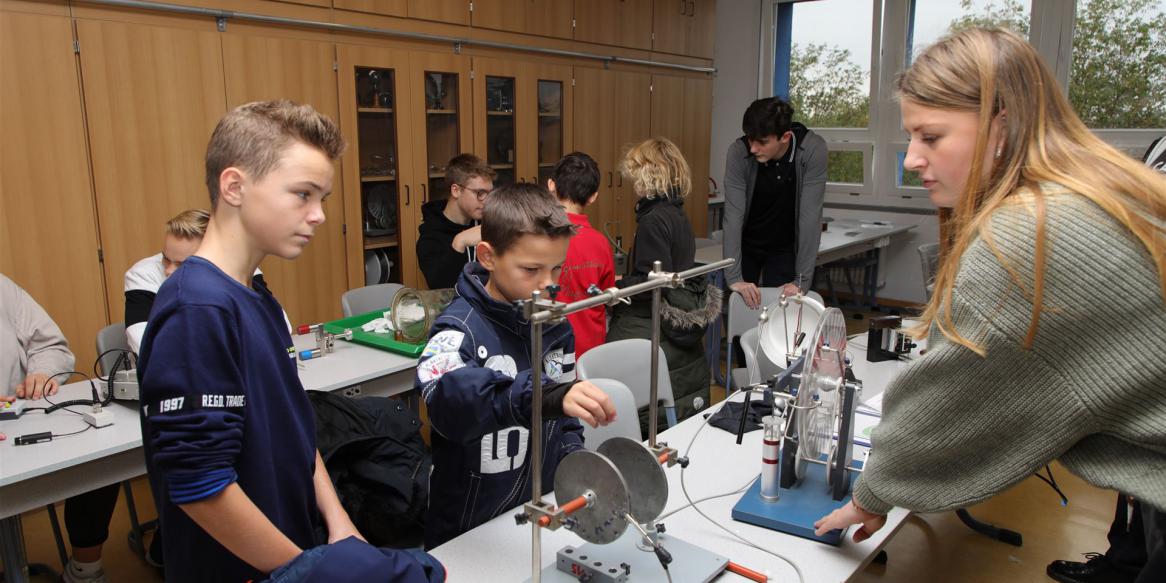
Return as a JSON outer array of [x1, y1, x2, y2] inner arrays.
[[547, 152, 616, 356]]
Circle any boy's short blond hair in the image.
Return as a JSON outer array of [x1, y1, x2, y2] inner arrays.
[[165, 209, 210, 239], [204, 100, 345, 207], [620, 137, 692, 200], [445, 153, 497, 187], [481, 183, 575, 255]]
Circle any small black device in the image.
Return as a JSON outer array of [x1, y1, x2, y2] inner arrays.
[[866, 315, 916, 362], [14, 431, 53, 446]]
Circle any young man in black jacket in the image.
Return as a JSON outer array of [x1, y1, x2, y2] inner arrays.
[[416, 154, 496, 289]]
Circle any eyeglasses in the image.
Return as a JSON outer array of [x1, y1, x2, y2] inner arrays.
[[457, 184, 492, 201]]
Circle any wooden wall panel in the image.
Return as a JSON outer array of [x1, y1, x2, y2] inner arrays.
[[222, 34, 348, 326], [0, 10, 107, 372], [683, 76, 712, 236], [332, 0, 407, 17], [571, 66, 615, 230], [76, 19, 226, 326], [611, 71, 652, 246], [408, 0, 469, 25]]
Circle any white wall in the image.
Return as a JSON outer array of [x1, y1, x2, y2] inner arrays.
[[707, 0, 938, 304], [709, 0, 763, 196]]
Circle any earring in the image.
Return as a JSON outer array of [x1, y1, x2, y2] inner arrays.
[[995, 147, 1002, 159]]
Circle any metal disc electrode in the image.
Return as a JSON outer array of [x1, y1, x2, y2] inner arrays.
[[597, 437, 668, 524], [554, 450, 632, 545]]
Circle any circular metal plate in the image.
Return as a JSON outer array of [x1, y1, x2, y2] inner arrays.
[[597, 437, 668, 523], [554, 450, 631, 544], [796, 307, 847, 461], [758, 294, 825, 367]]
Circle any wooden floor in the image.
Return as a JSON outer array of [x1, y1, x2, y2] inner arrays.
[[13, 310, 1116, 582]]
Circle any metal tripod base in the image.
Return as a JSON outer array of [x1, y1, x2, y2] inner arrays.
[[527, 530, 728, 583], [731, 458, 863, 546]]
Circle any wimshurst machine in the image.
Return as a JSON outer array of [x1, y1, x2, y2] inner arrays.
[[515, 259, 744, 583]]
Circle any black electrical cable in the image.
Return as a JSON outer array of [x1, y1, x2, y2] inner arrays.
[[38, 371, 100, 414], [52, 424, 95, 439], [1035, 464, 1069, 506]]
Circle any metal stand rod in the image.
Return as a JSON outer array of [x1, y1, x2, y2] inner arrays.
[[649, 264, 663, 447], [529, 290, 545, 583]]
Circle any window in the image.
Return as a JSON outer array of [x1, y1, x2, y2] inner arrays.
[[763, 1, 1165, 210], [787, 0, 874, 129], [1068, 0, 1166, 130]]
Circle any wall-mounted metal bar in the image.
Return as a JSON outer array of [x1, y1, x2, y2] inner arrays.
[[71, 0, 717, 74]]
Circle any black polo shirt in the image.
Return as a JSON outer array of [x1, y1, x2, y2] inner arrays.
[[742, 147, 797, 257]]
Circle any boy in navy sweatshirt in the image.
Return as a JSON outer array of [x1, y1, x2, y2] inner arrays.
[[139, 100, 442, 583], [417, 182, 619, 549]]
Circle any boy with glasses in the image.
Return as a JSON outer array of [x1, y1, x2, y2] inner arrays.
[[417, 153, 496, 288]]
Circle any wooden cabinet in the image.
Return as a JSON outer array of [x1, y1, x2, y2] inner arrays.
[[408, 51, 474, 286], [333, 0, 407, 17], [650, 74, 711, 236], [337, 45, 419, 290], [572, 67, 651, 252], [472, 57, 525, 187], [75, 19, 227, 326], [223, 34, 349, 326], [338, 46, 474, 290], [472, 57, 574, 189], [472, 0, 572, 38], [408, 0, 469, 25], [574, 0, 652, 50], [0, 9, 107, 370], [652, 0, 715, 59]]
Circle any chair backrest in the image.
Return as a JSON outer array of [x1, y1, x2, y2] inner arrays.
[[96, 322, 129, 376], [579, 378, 642, 450], [917, 243, 940, 301], [576, 338, 676, 411], [738, 326, 783, 387], [341, 283, 405, 317], [727, 289, 824, 356]]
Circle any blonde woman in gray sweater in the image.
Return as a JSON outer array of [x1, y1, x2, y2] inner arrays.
[[813, 27, 1166, 581]]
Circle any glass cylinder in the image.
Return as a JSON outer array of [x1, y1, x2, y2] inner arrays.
[[391, 288, 456, 344]]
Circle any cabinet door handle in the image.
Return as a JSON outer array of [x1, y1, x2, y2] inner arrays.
[[616, 173, 623, 187], [404, 184, 410, 206], [688, 1, 695, 16], [421, 183, 428, 203], [608, 171, 613, 188], [678, 0, 685, 14]]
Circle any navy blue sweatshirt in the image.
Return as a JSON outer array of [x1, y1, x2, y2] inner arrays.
[[138, 257, 318, 583], [417, 262, 585, 548]]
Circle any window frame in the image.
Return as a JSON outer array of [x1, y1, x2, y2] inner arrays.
[[761, 0, 1165, 211]]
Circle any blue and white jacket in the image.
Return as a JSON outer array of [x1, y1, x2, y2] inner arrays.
[[417, 262, 584, 548]]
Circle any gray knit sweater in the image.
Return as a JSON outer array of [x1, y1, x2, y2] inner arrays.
[[853, 191, 1166, 515]]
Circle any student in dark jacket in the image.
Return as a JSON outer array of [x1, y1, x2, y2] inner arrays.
[[416, 183, 617, 549], [606, 138, 722, 428], [416, 154, 496, 289], [139, 100, 441, 583]]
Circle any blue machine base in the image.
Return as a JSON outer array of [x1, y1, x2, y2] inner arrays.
[[731, 459, 864, 546]]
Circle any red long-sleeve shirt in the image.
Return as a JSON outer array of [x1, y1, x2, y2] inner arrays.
[[558, 213, 616, 357]]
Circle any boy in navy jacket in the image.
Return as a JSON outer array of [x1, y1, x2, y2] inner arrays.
[[418, 183, 618, 549], [139, 100, 442, 583]]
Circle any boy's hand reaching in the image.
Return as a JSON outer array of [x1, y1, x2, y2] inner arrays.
[[562, 381, 617, 428]]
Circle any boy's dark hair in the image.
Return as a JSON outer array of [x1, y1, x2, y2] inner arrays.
[[550, 152, 601, 207], [482, 183, 577, 255], [446, 153, 497, 187], [205, 100, 345, 207], [742, 97, 795, 140]]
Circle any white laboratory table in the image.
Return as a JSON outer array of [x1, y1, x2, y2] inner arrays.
[[430, 341, 924, 583], [694, 217, 914, 268], [0, 333, 418, 582]]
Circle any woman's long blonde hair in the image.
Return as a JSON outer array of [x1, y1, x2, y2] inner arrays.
[[900, 27, 1166, 353], [620, 137, 692, 200]]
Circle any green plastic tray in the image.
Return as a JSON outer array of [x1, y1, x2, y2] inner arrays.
[[322, 308, 425, 358]]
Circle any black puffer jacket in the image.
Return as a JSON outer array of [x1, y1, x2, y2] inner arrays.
[[607, 195, 721, 430], [309, 391, 430, 549]]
